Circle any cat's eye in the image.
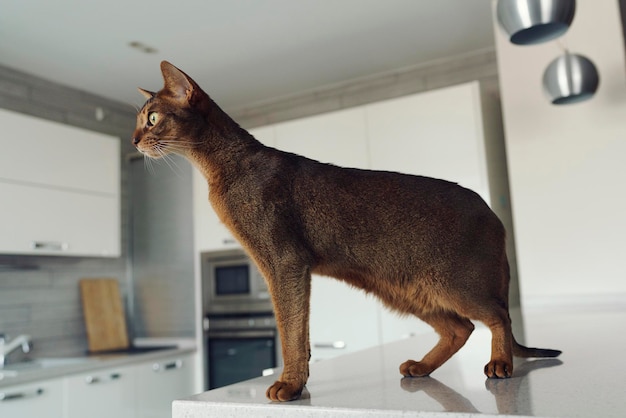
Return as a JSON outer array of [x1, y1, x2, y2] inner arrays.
[[147, 112, 159, 127]]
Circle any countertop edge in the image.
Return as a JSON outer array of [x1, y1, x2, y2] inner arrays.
[[0, 341, 196, 388], [173, 398, 532, 418]]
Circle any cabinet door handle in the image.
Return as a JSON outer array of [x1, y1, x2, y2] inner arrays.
[[0, 388, 44, 402], [222, 237, 237, 245], [313, 341, 346, 349], [32, 241, 69, 251], [85, 372, 121, 384], [152, 359, 183, 372]]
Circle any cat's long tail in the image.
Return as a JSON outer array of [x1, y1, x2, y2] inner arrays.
[[512, 339, 561, 358]]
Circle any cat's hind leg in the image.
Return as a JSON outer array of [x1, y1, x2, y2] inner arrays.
[[400, 312, 474, 377], [478, 304, 514, 378]]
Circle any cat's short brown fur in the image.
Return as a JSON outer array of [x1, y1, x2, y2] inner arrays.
[[132, 61, 561, 402]]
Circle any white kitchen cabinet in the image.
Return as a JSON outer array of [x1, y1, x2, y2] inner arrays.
[[192, 125, 276, 252], [0, 378, 64, 418], [378, 307, 435, 345], [135, 354, 195, 418], [272, 106, 369, 169], [309, 276, 380, 362], [0, 108, 121, 257], [64, 366, 135, 418], [0, 109, 118, 194], [0, 182, 119, 257], [365, 82, 491, 204], [0, 352, 196, 418], [192, 169, 239, 253]]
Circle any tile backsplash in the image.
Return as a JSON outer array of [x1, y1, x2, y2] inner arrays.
[[0, 257, 127, 358]]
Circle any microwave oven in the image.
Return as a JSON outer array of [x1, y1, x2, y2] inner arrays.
[[201, 249, 273, 315]]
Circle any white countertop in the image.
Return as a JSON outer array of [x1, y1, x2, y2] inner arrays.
[[0, 338, 196, 387], [174, 309, 626, 417]]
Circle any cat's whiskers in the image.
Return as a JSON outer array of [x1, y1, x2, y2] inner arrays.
[[161, 154, 185, 177], [158, 137, 195, 150], [142, 154, 156, 175], [155, 140, 195, 159], [149, 141, 186, 177], [159, 141, 193, 151]]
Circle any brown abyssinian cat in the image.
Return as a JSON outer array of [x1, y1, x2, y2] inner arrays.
[[132, 61, 561, 402]]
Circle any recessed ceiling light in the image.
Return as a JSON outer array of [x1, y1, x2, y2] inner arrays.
[[128, 41, 158, 54]]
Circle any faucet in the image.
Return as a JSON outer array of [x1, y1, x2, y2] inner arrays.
[[0, 334, 32, 367]]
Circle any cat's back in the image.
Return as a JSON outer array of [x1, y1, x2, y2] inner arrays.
[[277, 153, 504, 289], [285, 152, 488, 215], [245, 145, 497, 237]]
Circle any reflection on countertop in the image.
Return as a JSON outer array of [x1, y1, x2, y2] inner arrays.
[[174, 309, 626, 417]]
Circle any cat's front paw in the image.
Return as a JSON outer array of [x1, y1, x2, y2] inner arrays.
[[399, 360, 433, 377], [484, 359, 512, 378], [266, 380, 304, 402]]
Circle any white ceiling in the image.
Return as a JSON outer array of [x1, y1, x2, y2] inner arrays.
[[0, 0, 495, 112]]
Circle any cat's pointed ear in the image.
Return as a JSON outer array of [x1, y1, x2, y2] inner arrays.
[[159, 61, 210, 112], [138, 88, 156, 100], [160, 61, 196, 104]]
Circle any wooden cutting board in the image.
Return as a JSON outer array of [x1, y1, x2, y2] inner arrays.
[[79, 278, 129, 353]]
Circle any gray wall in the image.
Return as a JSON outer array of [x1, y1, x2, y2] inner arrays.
[[129, 155, 195, 338], [0, 64, 136, 357]]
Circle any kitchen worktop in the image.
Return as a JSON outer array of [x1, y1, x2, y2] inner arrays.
[[0, 338, 196, 388], [174, 308, 626, 417]]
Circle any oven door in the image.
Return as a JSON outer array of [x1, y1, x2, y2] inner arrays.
[[207, 329, 278, 390]]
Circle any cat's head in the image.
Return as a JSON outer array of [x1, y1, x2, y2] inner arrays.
[[132, 61, 212, 158]]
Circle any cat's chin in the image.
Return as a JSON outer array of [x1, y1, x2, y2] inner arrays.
[[137, 148, 169, 159], [143, 153, 162, 160]]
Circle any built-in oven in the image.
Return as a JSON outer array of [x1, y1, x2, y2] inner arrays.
[[203, 314, 281, 390], [201, 249, 281, 390]]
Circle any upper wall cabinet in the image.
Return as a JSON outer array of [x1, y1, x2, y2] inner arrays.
[[272, 106, 369, 169], [365, 83, 490, 202], [0, 108, 121, 257]]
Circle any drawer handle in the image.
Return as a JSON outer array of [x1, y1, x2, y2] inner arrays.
[[32, 241, 69, 251], [152, 359, 183, 372], [85, 373, 121, 384], [313, 341, 346, 349], [222, 237, 237, 245], [0, 388, 44, 402]]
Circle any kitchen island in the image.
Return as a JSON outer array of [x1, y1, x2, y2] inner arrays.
[[174, 308, 626, 417]]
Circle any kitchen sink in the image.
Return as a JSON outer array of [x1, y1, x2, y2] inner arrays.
[[1, 356, 92, 374], [91, 344, 177, 355], [0, 369, 18, 379]]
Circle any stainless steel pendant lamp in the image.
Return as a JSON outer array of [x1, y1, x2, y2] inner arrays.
[[542, 51, 599, 104], [496, 0, 576, 45], [497, 0, 599, 104]]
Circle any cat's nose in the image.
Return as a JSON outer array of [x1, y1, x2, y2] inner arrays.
[[132, 137, 140, 145]]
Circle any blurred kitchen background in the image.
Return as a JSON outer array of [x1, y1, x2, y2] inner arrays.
[[0, 1, 625, 417]]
